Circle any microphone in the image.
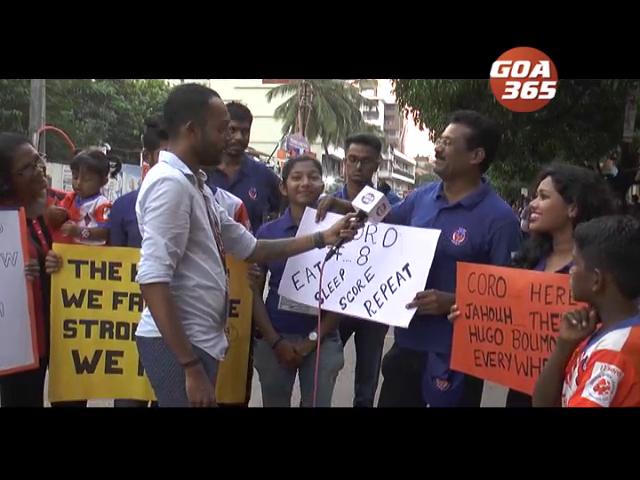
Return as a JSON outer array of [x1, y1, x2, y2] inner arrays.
[[323, 185, 392, 262]]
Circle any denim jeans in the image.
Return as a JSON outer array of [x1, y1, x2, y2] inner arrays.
[[254, 333, 344, 407]]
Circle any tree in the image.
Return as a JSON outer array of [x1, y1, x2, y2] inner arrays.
[[0, 79, 171, 163], [391, 79, 640, 200], [265, 79, 386, 157]]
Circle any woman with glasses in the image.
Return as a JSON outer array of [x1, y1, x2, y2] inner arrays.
[[0, 132, 86, 407]]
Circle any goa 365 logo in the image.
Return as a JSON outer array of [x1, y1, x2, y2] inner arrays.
[[490, 47, 558, 113]]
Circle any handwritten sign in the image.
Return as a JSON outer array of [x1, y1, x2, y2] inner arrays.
[[278, 208, 441, 327], [451, 262, 583, 395], [49, 244, 253, 403], [0, 208, 38, 376]]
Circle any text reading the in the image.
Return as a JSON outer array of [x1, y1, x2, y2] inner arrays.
[[66, 258, 137, 283], [451, 262, 585, 395]]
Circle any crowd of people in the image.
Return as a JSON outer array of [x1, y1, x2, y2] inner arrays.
[[0, 81, 639, 407]]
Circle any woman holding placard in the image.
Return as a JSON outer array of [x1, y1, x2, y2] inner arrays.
[[448, 162, 617, 407], [0, 133, 86, 407], [251, 155, 344, 407]]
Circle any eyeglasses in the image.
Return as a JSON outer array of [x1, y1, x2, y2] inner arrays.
[[346, 157, 377, 167]]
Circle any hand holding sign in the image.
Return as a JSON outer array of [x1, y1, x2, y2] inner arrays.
[[279, 208, 441, 328], [406, 289, 455, 315], [45, 251, 63, 274], [24, 259, 39, 281]]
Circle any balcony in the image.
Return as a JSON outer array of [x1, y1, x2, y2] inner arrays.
[[363, 110, 380, 121]]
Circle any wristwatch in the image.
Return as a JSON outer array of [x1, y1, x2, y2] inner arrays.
[[80, 228, 90, 240], [308, 331, 318, 342]]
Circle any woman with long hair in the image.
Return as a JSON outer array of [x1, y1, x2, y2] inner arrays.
[[449, 162, 617, 407], [0, 132, 86, 407]]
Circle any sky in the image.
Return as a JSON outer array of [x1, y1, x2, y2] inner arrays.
[[378, 79, 435, 160]]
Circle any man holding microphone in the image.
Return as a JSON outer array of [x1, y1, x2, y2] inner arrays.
[[316, 111, 522, 408]]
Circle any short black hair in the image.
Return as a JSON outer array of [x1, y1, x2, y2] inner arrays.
[[450, 110, 501, 173], [163, 83, 221, 138], [226, 101, 253, 124], [142, 113, 169, 151], [345, 133, 382, 158], [71, 148, 122, 180], [574, 215, 640, 300]]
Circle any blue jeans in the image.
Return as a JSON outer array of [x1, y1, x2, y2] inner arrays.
[[254, 333, 344, 407]]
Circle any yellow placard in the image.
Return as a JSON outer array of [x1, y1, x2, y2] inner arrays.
[[48, 243, 253, 404]]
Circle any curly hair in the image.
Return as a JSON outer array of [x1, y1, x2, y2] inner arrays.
[[512, 162, 617, 269]]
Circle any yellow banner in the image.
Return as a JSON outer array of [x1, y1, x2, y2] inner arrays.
[[48, 243, 253, 404]]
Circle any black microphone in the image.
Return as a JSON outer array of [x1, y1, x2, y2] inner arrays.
[[324, 210, 367, 262], [322, 185, 392, 263]]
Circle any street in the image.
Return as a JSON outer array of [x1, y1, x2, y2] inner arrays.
[[32, 328, 509, 408]]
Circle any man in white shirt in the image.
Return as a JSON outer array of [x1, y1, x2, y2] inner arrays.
[[135, 83, 359, 407]]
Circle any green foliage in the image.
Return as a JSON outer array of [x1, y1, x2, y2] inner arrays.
[[265, 80, 385, 151], [391, 79, 640, 187], [0, 79, 171, 163]]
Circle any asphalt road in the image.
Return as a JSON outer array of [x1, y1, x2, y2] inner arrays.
[[33, 327, 508, 408]]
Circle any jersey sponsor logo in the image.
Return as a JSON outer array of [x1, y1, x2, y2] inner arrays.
[[581, 361, 624, 407]]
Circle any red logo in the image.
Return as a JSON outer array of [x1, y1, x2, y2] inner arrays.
[[592, 378, 611, 396], [451, 227, 467, 246], [489, 47, 558, 113]]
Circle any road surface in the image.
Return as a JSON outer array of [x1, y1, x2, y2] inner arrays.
[[29, 328, 508, 408]]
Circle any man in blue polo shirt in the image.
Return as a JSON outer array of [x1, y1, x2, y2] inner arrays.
[[206, 101, 281, 232], [317, 111, 522, 407], [316, 132, 399, 408], [205, 101, 281, 408]]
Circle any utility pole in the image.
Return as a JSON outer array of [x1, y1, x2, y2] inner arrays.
[[28, 79, 46, 152]]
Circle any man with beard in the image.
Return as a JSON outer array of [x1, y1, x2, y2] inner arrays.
[[206, 101, 281, 232], [316, 111, 522, 407], [133, 83, 360, 407]]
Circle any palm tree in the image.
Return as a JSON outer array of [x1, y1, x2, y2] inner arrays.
[[265, 79, 387, 157]]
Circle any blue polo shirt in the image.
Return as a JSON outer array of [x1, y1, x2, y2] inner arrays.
[[388, 178, 523, 354], [206, 154, 281, 232], [108, 189, 142, 248], [255, 208, 317, 336]]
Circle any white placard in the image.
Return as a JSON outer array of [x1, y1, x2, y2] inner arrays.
[[0, 209, 38, 375], [278, 208, 441, 327]]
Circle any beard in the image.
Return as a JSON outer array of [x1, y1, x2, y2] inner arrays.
[[195, 141, 223, 167]]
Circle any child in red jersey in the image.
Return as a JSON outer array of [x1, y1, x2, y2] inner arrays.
[[533, 215, 640, 407], [48, 148, 121, 245]]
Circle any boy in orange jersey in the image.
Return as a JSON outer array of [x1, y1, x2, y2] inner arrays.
[[533, 215, 640, 407]]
